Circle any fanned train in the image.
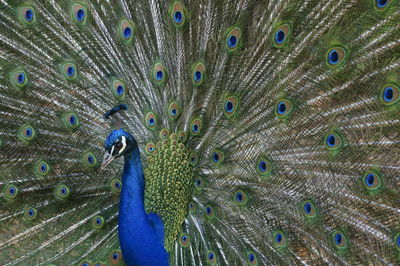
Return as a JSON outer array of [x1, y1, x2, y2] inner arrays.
[[0, 0, 400, 265]]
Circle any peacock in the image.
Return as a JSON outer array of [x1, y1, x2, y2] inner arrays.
[[0, 0, 400, 265]]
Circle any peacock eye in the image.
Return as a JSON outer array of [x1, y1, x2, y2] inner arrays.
[[273, 231, 287, 248], [152, 63, 167, 85], [331, 231, 348, 249], [375, 0, 393, 9], [394, 233, 400, 251], [109, 250, 122, 263], [92, 215, 105, 229], [112, 143, 122, 155], [174, 11, 182, 23], [115, 142, 122, 149], [178, 233, 190, 247], [225, 27, 241, 52], [246, 251, 257, 265], [273, 23, 291, 47], [119, 19, 135, 44], [206, 250, 217, 264], [192, 62, 205, 86], [80, 261, 91, 266], [170, 2, 185, 26], [19, 5, 36, 25]]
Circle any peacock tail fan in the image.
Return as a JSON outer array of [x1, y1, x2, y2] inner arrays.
[[0, 0, 400, 265]]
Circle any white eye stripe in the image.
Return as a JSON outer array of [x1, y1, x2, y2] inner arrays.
[[119, 136, 127, 154], [110, 145, 115, 156]]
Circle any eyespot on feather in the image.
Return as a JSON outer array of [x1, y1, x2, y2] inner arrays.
[[210, 149, 225, 166], [205, 205, 215, 220], [34, 160, 51, 178], [225, 27, 241, 52], [331, 231, 349, 250], [206, 250, 217, 265], [79, 260, 92, 266], [275, 99, 293, 118], [273, 230, 287, 248], [168, 102, 181, 120], [24, 207, 38, 220], [246, 251, 258, 265], [110, 78, 127, 101], [190, 117, 202, 136], [92, 215, 105, 229], [188, 201, 197, 214], [394, 232, 400, 251], [301, 200, 317, 219], [110, 178, 122, 193], [145, 142, 156, 155], [4, 184, 19, 200], [170, 2, 186, 27], [194, 176, 205, 191], [60, 62, 77, 80], [145, 111, 158, 130], [159, 128, 170, 139], [178, 233, 190, 247], [189, 150, 199, 166], [62, 112, 80, 130], [18, 124, 36, 144], [256, 156, 273, 177], [71, 2, 88, 24], [191, 62, 205, 86], [82, 152, 97, 168], [18, 5, 37, 25], [326, 47, 347, 67], [108, 250, 123, 264], [152, 63, 167, 85], [324, 131, 343, 151], [273, 23, 291, 47], [375, 0, 393, 10], [178, 130, 187, 143], [380, 84, 399, 106], [223, 95, 239, 118], [10, 68, 28, 89], [362, 170, 383, 191], [55, 184, 71, 200], [118, 19, 135, 44], [233, 189, 248, 205]]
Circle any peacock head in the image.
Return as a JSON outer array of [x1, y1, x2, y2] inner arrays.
[[101, 128, 137, 169]]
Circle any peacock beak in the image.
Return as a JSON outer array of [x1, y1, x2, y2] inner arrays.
[[101, 151, 115, 170]]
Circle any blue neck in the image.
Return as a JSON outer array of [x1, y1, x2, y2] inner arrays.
[[118, 146, 169, 266]]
